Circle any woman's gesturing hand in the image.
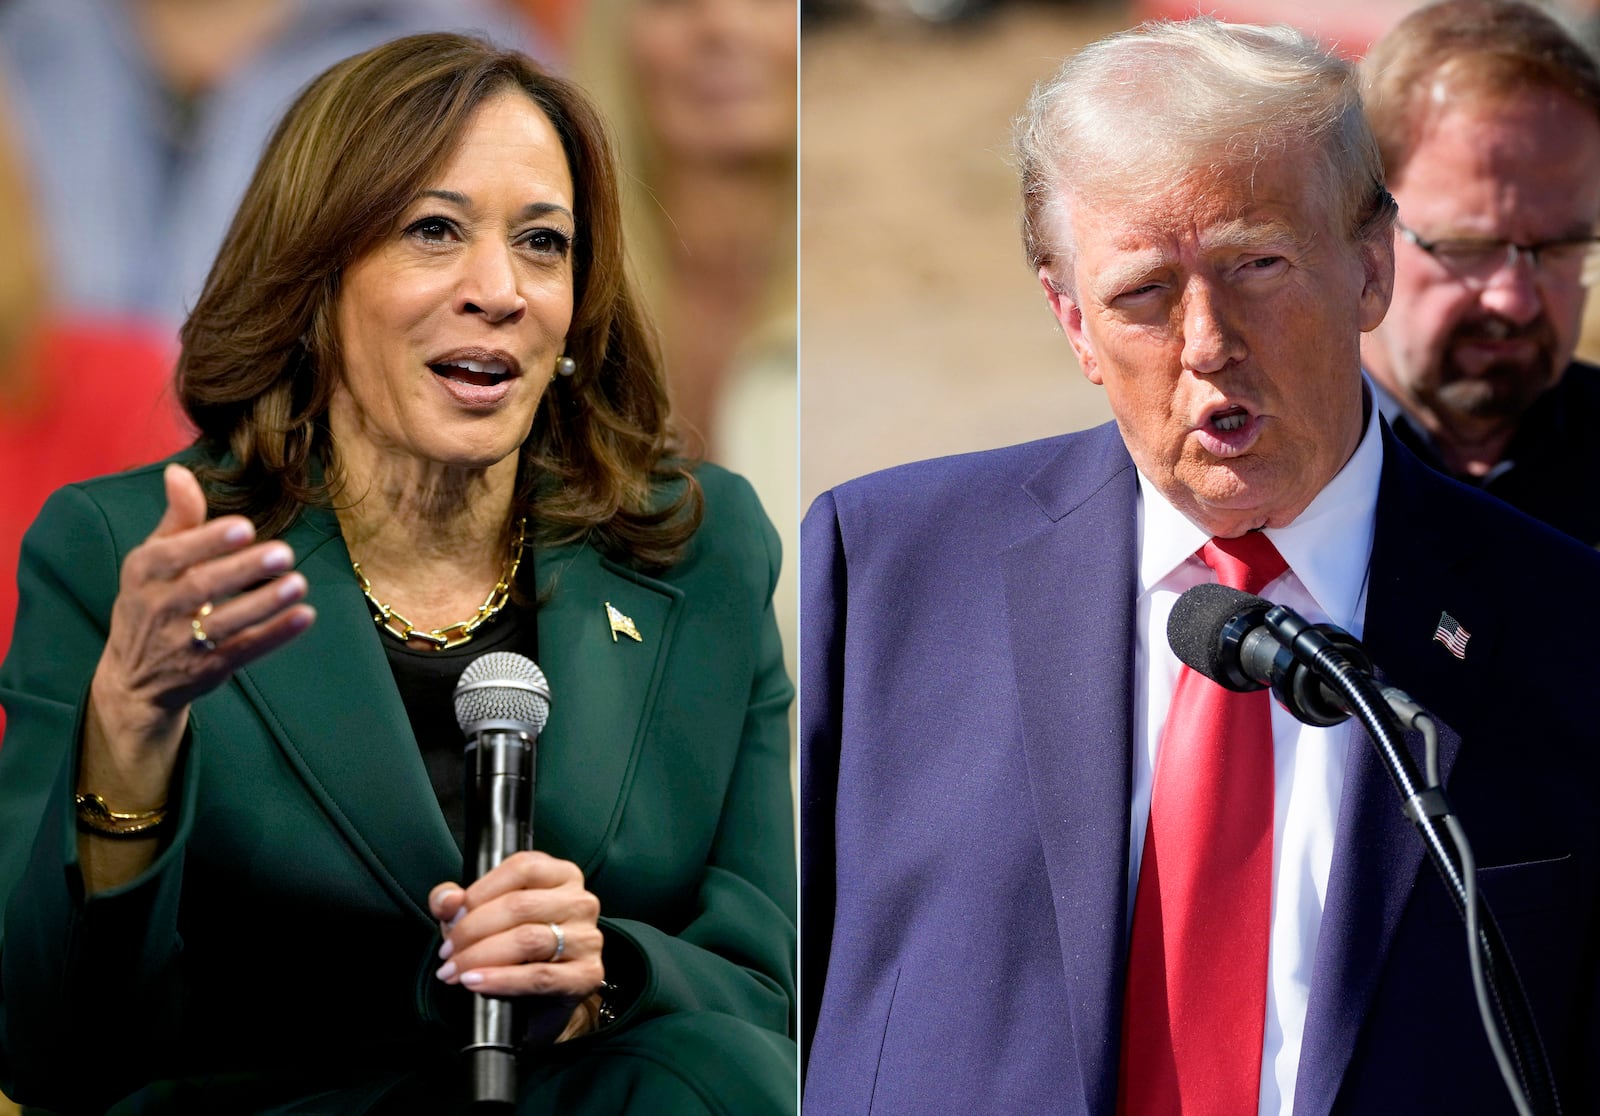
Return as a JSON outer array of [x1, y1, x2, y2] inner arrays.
[[430, 851, 606, 1038], [87, 463, 316, 767]]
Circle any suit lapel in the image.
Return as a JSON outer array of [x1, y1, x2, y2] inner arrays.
[[228, 506, 456, 926], [224, 510, 682, 922], [1294, 433, 1493, 1115], [526, 542, 682, 873], [1003, 426, 1139, 1116]]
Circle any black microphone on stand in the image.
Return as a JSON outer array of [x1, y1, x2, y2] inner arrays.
[[453, 651, 552, 1108], [1166, 582, 1559, 1116], [1166, 581, 1374, 726]]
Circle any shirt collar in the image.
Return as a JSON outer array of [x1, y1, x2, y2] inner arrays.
[[1136, 390, 1384, 634], [1366, 371, 1407, 429]]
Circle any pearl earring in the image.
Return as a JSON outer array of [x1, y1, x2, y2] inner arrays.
[[555, 355, 577, 377]]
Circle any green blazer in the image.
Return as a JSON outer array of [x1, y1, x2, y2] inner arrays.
[[0, 457, 796, 1113]]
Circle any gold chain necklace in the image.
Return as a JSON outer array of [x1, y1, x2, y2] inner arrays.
[[353, 517, 526, 651]]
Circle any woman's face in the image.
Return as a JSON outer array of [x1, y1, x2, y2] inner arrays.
[[625, 0, 796, 167], [330, 91, 576, 473]]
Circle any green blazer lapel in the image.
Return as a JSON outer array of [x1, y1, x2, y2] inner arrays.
[[532, 542, 682, 874], [227, 505, 458, 924]]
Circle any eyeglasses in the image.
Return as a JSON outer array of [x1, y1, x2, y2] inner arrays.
[[1397, 222, 1600, 289]]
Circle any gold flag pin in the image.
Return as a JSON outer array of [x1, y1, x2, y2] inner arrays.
[[606, 601, 642, 643]]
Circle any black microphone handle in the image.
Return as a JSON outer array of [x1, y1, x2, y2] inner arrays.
[[463, 728, 536, 1108], [1237, 621, 1362, 727], [1169, 583, 1363, 726]]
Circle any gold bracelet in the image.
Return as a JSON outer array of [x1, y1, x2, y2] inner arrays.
[[74, 792, 168, 839]]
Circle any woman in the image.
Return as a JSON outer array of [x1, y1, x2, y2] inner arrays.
[[576, 0, 795, 460], [0, 33, 795, 1115], [575, 0, 798, 729]]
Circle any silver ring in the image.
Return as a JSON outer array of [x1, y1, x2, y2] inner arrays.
[[548, 921, 565, 961], [190, 602, 217, 652]]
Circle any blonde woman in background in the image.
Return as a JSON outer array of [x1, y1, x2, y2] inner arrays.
[[575, 0, 797, 721]]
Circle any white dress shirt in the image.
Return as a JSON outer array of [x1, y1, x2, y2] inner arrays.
[[1127, 401, 1384, 1116]]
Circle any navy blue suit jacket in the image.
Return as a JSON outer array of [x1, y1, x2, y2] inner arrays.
[[801, 421, 1600, 1115]]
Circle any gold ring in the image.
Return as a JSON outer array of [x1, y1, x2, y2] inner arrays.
[[190, 602, 216, 652]]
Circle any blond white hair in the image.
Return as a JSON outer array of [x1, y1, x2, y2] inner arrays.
[[1016, 18, 1393, 291]]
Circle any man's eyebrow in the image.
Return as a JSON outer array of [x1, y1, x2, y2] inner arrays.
[[1086, 218, 1310, 297], [1201, 218, 1303, 252], [1428, 223, 1598, 242], [1091, 255, 1168, 298], [415, 190, 576, 225]]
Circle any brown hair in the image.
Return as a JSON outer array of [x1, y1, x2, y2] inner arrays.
[[572, 0, 797, 398], [1363, 0, 1600, 186], [178, 33, 701, 568]]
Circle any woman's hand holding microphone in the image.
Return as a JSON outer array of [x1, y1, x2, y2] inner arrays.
[[430, 850, 607, 1043]]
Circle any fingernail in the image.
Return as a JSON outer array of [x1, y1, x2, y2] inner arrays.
[[447, 907, 467, 930], [461, 971, 484, 988], [262, 545, 292, 572], [436, 960, 457, 982], [438, 938, 454, 961], [224, 521, 252, 545], [276, 573, 305, 601]]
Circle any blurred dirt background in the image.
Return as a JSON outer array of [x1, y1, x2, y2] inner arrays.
[[801, 0, 1123, 508], [799, 0, 1600, 508]]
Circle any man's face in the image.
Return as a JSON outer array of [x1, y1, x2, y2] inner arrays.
[[1041, 150, 1392, 539], [1361, 90, 1600, 448]]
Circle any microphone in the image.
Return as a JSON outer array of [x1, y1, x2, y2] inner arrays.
[[1167, 583, 1562, 1114], [1166, 582, 1374, 727], [453, 651, 552, 1108]]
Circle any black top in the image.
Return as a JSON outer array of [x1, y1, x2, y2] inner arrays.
[[376, 602, 539, 863], [1380, 360, 1600, 548]]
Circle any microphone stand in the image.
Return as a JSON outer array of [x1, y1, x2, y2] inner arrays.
[[1263, 606, 1560, 1116]]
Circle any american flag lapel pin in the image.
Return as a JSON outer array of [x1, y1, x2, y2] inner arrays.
[[1432, 611, 1470, 659], [605, 601, 642, 643]]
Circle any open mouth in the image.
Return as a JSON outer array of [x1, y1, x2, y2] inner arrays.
[[430, 358, 513, 387], [1210, 406, 1249, 432], [1194, 403, 1261, 457]]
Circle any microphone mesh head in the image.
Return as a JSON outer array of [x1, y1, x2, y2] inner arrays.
[[453, 652, 551, 736], [1167, 582, 1265, 684]]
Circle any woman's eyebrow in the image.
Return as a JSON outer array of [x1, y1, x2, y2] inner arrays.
[[414, 190, 575, 226]]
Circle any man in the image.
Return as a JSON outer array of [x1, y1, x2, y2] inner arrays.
[[802, 16, 1600, 1116], [1360, 0, 1600, 545]]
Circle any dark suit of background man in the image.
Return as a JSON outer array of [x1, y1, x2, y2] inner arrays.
[[802, 12, 1600, 1116], [1360, 0, 1600, 547]]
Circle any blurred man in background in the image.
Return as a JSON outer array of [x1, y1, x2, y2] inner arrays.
[[1360, 0, 1600, 545]]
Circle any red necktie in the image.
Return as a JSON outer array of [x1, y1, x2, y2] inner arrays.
[[1118, 531, 1288, 1116]]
